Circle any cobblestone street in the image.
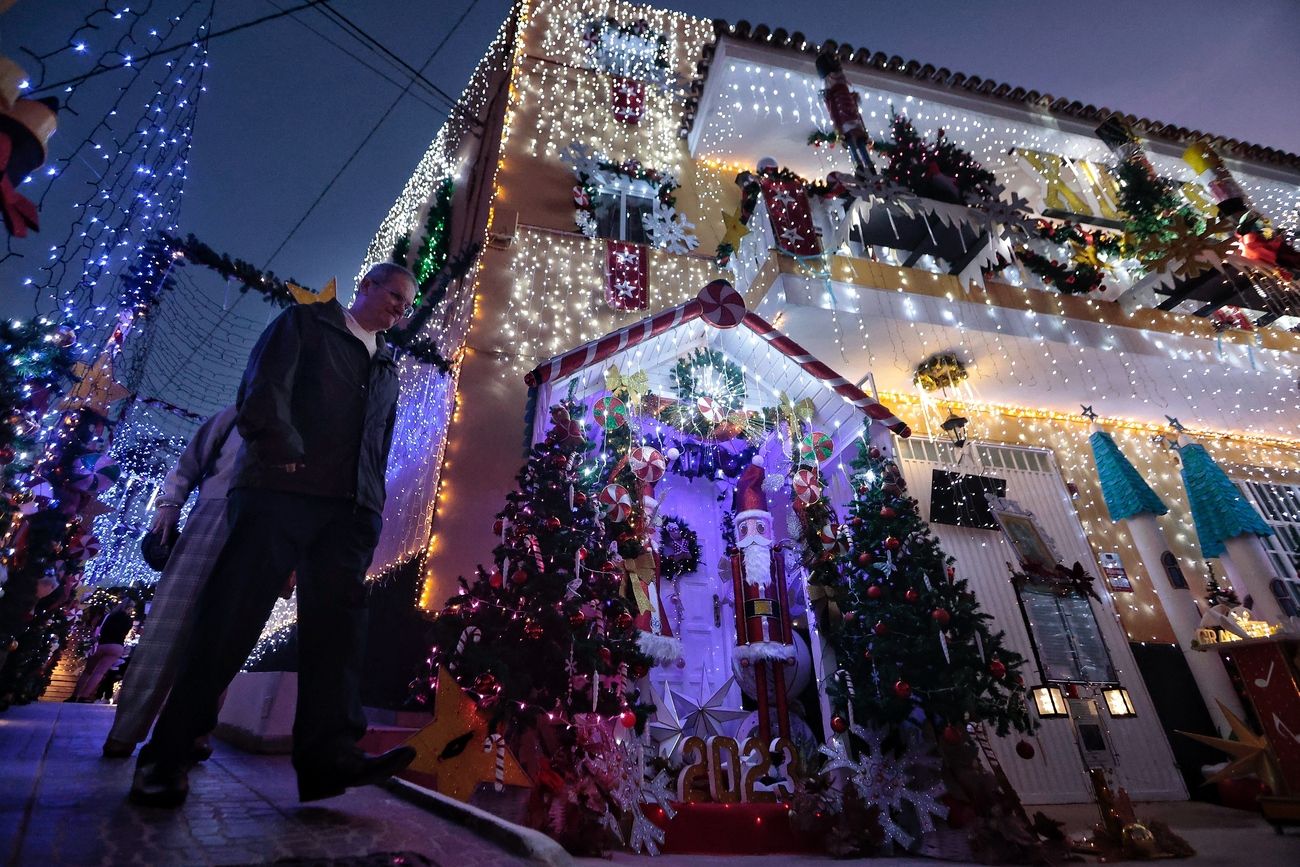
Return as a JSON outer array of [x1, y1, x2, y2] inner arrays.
[[1, 702, 527, 866]]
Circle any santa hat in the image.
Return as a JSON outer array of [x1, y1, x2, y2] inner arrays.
[[733, 456, 769, 518]]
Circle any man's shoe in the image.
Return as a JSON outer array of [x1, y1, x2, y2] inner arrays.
[[189, 739, 213, 763], [102, 738, 135, 758], [128, 760, 189, 808], [295, 745, 417, 803]]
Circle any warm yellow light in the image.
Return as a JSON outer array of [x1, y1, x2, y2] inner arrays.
[[1102, 687, 1136, 717], [1031, 685, 1069, 718]]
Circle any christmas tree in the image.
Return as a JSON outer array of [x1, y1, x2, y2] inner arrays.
[[873, 113, 999, 204], [811, 441, 1033, 738], [423, 401, 652, 725]]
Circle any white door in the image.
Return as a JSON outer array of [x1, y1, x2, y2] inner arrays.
[[896, 438, 1187, 804]]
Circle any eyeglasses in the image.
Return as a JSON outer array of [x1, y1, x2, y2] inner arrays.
[[378, 284, 415, 318]]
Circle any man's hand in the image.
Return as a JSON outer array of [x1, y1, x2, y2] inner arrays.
[[150, 505, 181, 545], [275, 462, 307, 474]]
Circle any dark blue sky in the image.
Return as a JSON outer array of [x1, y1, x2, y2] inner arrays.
[[3, 0, 1297, 319]]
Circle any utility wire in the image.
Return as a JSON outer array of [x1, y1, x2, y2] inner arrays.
[[262, 0, 484, 268], [32, 0, 333, 95], [261, 0, 452, 116], [313, 2, 466, 115]]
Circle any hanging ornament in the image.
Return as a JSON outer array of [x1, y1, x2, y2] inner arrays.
[[893, 680, 912, 699], [599, 483, 633, 522], [593, 395, 628, 430], [1015, 740, 1036, 760], [931, 608, 951, 626], [866, 584, 883, 600], [792, 468, 822, 504], [830, 714, 849, 734], [798, 431, 834, 465], [942, 724, 963, 745], [628, 446, 666, 484], [988, 658, 1007, 680], [696, 395, 724, 425]]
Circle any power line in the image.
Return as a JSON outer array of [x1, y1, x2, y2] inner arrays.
[[261, 0, 453, 117], [31, 0, 334, 95], [262, 0, 485, 268], [313, 2, 467, 115]]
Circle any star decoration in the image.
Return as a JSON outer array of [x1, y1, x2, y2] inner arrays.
[[613, 248, 639, 267], [820, 724, 948, 850], [771, 189, 797, 208], [287, 277, 337, 305], [779, 226, 805, 244], [646, 680, 688, 760], [720, 208, 751, 250], [671, 677, 749, 739], [1180, 701, 1282, 794], [405, 667, 529, 801], [1080, 405, 1097, 420], [63, 354, 131, 414]]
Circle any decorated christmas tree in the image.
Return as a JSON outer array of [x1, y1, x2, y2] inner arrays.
[[873, 113, 999, 204], [819, 442, 1032, 736], [415, 402, 672, 854]]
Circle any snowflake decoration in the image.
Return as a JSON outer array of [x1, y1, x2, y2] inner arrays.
[[575, 210, 598, 238], [642, 200, 698, 254], [560, 140, 609, 187], [819, 724, 948, 850], [978, 193, 1034, 241], [607, 736, 676, 856]]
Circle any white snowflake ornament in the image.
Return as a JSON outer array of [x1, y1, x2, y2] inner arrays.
[[642, 201, 698, 254]]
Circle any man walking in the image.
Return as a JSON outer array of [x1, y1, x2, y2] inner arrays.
[[130, 263, 419, 807]]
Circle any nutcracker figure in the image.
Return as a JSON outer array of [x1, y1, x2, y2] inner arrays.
[[815, 50, 876, 178], [730, 456, 794, 743]]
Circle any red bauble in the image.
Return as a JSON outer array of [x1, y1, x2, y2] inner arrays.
[[473, 672, 498, 694], [545, 516, 562, 531], [842, 611, 856, 624], [598, 647, 612, 665], [569, 611, 586, 628], [857, 551, 874, 566], [866, 584, 883, 600], [893, 680, 912, 698], [576, 547, 588, 561], [830, 715, 849, 734], [988, 659, 1007, 679], [942, 724, 963, 745], [850, 516, 863, 526], [931, 608, 951, 626], [492, 518, 505, 536], [0, 445, 14, 464], [619, 709, 637, 728], [525, 621, 544, 639], [550, 453, 568, 468], [873, 621, 889, 637], [511, 569, 529, 585], [868, 447, 882, 459], [1015, 740, 1035, 760], [615, 612, 634, 630], [904, 588, 920, 603], [884, 536, 901, 551], [880, 506, 897, 519], [487, 571, 503, 589], [573, 491, 588, 507], [946, 565, 956, 580]]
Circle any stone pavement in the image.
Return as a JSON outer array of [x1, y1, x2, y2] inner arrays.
[[1, 702, 528, 866], [4, 702, 1299, 867]]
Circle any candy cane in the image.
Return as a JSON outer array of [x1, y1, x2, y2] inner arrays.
[[482, 733, 506, 791], [526, 535, 544, 571], [450, 627, 481, 671], [837, 669, 857, 731]]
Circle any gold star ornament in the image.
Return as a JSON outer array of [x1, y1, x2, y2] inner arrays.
[[720, 208, 751, 250], [1180, 700, 1282, 794], [404, 667, 529, 801], [287, 277, 337, 305]]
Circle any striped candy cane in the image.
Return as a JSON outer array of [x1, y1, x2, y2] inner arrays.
[[483, 733, 506, 791], [449, 626, 481, 671]]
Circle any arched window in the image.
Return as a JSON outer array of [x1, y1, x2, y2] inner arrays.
[[1160, 551, 1188, 589]]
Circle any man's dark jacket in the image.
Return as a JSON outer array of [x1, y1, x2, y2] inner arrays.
[[232, 299, 399, 515]]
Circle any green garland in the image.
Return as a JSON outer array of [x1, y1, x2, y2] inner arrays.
[[667, 348, 746, 439], [874, 112, 999, 204], [393, 177, 454, 309], [160, 232, 303, 308]]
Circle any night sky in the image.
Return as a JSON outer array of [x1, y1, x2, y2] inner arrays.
[[1, 0, 1297, 351]]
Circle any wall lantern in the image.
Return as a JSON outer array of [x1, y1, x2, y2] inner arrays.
[[1102, 686, 1137, 718], [1031, 685, 1069, 719]]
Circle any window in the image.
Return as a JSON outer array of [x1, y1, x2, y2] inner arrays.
[[592, 185, 655, 244], [1017, 585, 1117, 684], [1236, 480, 1300, 613], [1160, 551, 1188, 589]]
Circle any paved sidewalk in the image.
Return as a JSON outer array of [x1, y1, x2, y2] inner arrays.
[[1, 702, 527, 866], [4, 702, 1298, 866]]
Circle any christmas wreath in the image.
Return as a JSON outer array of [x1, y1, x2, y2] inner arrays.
[[658, 516, 700, 579], [670, 346, 745, 426]]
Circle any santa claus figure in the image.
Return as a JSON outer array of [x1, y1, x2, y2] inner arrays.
[[729, 456, 794, 742]]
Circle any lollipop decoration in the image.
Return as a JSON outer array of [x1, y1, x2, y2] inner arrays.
[[599, 483, 633, 522], [594, 395, 628, 430], [799, 431, 834, 465], [629, 446, 666, 484], [696, 396, 724, 425], [792, 468, 822, 505]]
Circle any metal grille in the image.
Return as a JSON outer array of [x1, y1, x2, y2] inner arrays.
[[1237, 481, 1300, 609]]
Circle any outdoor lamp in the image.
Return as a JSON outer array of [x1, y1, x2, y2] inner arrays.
[[1102, 686, 1136, 718], [1030, 685, 1068, 719], [941, 411, 969, 448]]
